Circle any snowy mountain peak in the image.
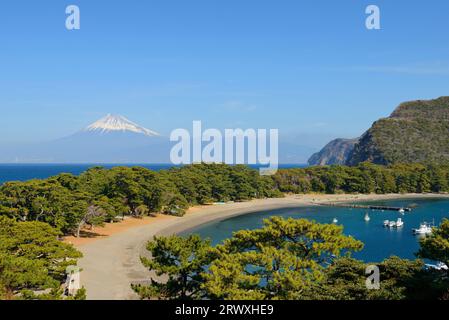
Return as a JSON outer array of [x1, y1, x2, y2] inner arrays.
[[84, 114, 160, 136]]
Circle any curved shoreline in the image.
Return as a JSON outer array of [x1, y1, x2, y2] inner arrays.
[[156, 193, 449, 236], [155, 197, 312, 236], [77, 193, 449, 300]]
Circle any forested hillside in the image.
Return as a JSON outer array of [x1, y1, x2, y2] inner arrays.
[[348, 97, 449, 165], [309, 97, 449, 166]]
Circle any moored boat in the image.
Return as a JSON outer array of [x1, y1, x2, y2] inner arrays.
[[384, 218, 403, 228], [413, 222, 433, 235], [425, 262, 448, 271]]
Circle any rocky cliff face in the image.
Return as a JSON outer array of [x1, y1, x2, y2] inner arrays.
[[308, 138, 358, 166], [309, 96, 449, 166], [347, 96, 449, 165]]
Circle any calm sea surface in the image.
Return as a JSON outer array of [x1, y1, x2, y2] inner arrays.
[[0, 164, 174, 184], [182, 198, 449, 262], [0, 163, 306, 185]]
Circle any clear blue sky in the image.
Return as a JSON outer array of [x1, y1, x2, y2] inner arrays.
[[1, 0, 449, 148]]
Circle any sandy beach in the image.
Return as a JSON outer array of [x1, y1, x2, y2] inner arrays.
[[76, 193, 449, 300]]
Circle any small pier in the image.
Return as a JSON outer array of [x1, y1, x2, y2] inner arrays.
[[320, 203, 412, 212]]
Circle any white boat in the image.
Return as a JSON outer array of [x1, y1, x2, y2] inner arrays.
[[332, 218, 338, 224], [364, 213, 370, 222], [399, 208, 405, 214], [413, 223, 433, 235], [384, 218, 403, 228], [425, 262, 448, 271]]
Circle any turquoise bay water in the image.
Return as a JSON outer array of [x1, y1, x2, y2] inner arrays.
[[183, 198, 449, 262]]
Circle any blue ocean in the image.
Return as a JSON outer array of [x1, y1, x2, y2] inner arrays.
[[0, 164, 176, 185], [0, 163, 306, 185]]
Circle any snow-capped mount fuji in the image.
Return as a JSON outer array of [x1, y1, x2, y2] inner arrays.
[[0, 114, 171, 163], [83, 114, 160, 137], [51, 114, 170, 162]]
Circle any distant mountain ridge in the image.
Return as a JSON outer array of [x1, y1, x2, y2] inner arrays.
[[309, 96, 449, 166]]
